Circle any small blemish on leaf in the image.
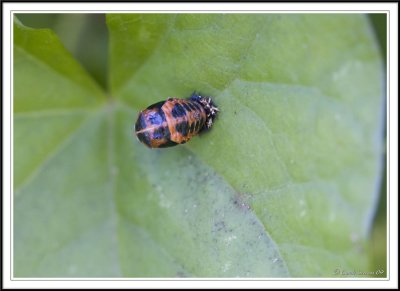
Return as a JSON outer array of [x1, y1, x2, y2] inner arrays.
[[232, 194, 251, 211], [213, 220, 226, 232]]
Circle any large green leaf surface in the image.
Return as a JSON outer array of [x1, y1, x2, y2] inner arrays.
[[14, 14, 384, 277]]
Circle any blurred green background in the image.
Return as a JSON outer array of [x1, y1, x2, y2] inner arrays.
[[17, 14, 109, 90], [16, 13, 387, 277]]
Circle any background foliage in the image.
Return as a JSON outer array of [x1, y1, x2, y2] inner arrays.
[[14, 13, 386, 277]]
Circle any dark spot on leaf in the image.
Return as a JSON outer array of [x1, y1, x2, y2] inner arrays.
[[232, 195, 252, 211]]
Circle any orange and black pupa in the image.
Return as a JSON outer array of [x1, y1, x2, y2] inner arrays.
[[134, 93, 219, 148]]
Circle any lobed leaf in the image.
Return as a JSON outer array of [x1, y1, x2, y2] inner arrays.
[[14, 14, 384, 277]]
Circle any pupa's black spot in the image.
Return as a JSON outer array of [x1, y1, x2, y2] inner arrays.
[[182, 103, 192, 112], [146, 101, 165, 110], [171, 104, 187, 118], [158, 140, 178, 148], [136, 131, 152, 147], [135, 114, 147, 132], [175, 121, 188, 136], [189, 122, 196, 133]]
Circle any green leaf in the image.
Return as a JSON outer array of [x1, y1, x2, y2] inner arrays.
[[14, 14, 384, 277], [13, 20, 113, 276]]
